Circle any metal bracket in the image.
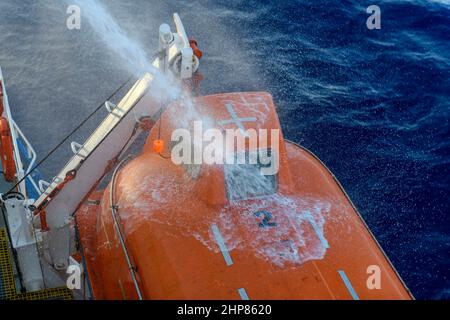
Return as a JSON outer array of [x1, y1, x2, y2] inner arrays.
[[105, 101, 117, 113], [38, 180, 51, 193], [70, 142, 87, 159]]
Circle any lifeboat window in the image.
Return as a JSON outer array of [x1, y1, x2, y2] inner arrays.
[[224, 149, 278, 201]]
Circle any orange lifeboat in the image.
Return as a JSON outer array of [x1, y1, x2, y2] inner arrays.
[[76, 92, 413, 300]]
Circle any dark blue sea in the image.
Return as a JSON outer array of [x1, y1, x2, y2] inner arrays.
[[0, 0, 448, 299]]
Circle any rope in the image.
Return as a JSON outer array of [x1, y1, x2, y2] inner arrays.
[[5, 76, 133, 196]]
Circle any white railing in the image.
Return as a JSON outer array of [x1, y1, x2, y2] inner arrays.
[[10, 119, 40, 196], [0, 66, 41, 198]]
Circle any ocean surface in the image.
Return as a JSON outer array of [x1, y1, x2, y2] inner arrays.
[[0, 0, 448, 299]]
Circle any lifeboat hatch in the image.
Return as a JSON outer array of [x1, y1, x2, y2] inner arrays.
[[224, 149, 278, 201]]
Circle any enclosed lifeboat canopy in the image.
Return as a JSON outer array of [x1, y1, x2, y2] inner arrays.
[[76, 92, 412, 300]]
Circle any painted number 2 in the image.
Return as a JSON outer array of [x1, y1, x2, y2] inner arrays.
[[254, 211, 277, 228]]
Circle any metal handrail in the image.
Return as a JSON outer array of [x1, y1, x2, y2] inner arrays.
[[1, 67, 41, 198], [1, 68, 25, 195], [10, 119, 41, 196], [109, 155, 143, 300], [11, 119, 37, 174]]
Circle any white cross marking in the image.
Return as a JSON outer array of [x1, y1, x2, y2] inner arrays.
[[218, 103, 257, 133], [240, 94, 269, 112]]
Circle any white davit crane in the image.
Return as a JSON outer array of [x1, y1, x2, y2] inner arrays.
[[1, 13, 199, 294]]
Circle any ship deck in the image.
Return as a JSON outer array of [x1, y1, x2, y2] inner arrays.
[[0, 160, 13, 246], [0, 163, 72, 300]]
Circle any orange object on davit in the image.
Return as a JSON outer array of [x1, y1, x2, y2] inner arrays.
[[76, 92, 413, 300], [0, 117, 16, 182]]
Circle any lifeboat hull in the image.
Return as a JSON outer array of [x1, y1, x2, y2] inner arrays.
[[76, 92, 412, 300]]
